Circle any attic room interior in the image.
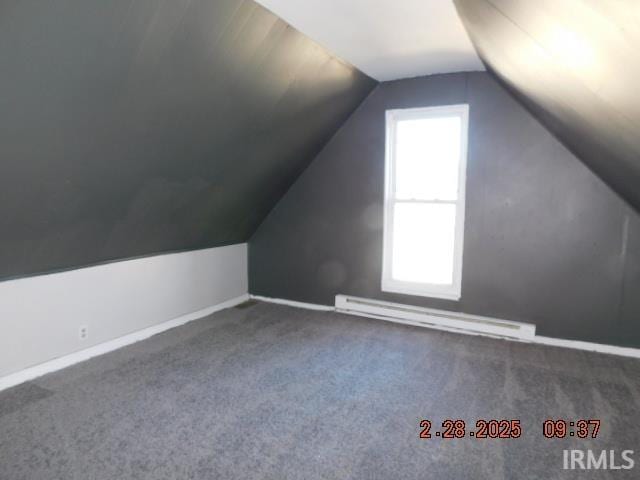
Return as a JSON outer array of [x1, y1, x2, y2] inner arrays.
[[1, 0, 639, 478]]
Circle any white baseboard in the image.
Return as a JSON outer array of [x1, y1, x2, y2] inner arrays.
[[533, 335, 640, 359], [249, 294, 335, 312], [5, 293, 636, 393], [253, 295, 640, 360], [0, 294, 249, 392]]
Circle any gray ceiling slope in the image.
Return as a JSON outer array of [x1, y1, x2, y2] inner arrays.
[[0, 0, 376, 280], [454, 0, 640, 213]]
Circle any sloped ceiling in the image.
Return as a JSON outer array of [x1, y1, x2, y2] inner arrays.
[[0, 0, 376, 280], [454, 0, 640, 212]]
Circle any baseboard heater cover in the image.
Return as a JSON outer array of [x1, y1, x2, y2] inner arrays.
[[335, 295, 536, 340]]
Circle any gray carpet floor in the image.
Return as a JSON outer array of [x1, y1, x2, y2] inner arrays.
[[1, 301, 639, 479]]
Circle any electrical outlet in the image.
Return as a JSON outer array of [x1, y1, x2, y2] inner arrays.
[[79, 325, 89, 341]]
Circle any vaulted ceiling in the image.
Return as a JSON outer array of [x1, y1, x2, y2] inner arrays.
[[256, 0, 484, 80], [454, 0, 640, 212], [4, 0, 638, 281], [0, 0, 375, 279]]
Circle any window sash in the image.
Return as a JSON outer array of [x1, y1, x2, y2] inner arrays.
[[382, 105, 469, 301]]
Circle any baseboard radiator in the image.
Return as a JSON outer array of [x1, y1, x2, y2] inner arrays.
[[335, 295, 536, 340]]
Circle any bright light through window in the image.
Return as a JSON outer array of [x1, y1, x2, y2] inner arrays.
[[382, 105, 468, 300]]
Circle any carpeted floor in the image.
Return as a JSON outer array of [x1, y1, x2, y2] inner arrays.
[[1, 301, 639, 479]]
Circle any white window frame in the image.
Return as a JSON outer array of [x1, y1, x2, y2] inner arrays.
[[382, 104, 469, 301]]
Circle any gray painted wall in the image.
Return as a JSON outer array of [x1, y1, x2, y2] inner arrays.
[[0, 0, 375, 280], [250, 72, 640, 348]]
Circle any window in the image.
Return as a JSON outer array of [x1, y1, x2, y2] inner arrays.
[[382, 105, 469, 300]]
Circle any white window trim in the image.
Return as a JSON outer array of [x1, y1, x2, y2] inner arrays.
[[381, 104, 469, 301]]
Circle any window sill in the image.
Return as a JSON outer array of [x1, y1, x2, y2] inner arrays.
[[381, 281, 461, 301]]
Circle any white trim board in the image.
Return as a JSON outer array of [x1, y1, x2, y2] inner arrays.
[[249, 295, 334, 312], [254, 295, 640, 360], [5, 293, 636, 392], [0, 294, 249, 392], [532, 335, 640, 359]]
